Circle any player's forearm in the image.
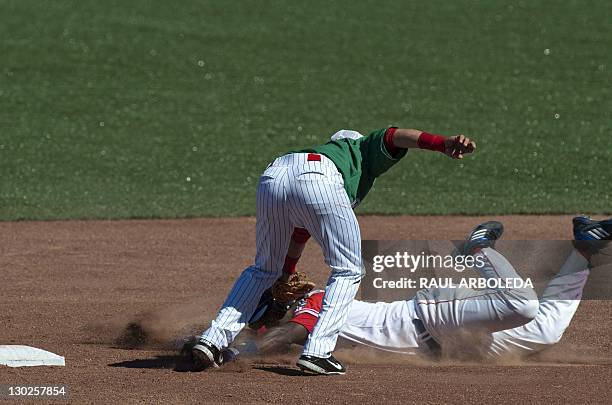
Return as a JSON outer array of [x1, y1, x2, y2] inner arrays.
[[280, 228, 311, 282], [392, 128, 476, 159], [257, 322, 308, 353], [391, 128, 423, 149], [287, 237, 307, 259], [392, 128, 447, 151]]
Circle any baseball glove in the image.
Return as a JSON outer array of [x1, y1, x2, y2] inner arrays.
[[272, 272, 315, 303]]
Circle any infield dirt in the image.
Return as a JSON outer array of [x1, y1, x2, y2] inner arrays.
[[1, 216, 611, 403]]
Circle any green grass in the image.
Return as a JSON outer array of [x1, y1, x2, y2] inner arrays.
[[1, 0, 610, 220]]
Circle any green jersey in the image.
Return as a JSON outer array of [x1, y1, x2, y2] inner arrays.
[[294, 128, 407, 207]]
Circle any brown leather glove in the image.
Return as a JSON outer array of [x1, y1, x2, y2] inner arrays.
[[271, 272, 315, 303]]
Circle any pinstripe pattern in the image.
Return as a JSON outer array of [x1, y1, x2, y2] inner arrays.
[[415, 247, 539, 343], [201, 153, 362, 356], [488, 249, 590, 357]]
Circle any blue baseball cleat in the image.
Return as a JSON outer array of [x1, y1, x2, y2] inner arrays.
[[460, 221, 504, 255], [573, 215, 612, 241], [572, 216, 612, 255]]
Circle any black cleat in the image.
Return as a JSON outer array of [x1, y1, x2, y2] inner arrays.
[[572, 215, 612, 255], [297, 354, 346, 375], [191, 340, 223, 371], [460, 221, 504, 255]]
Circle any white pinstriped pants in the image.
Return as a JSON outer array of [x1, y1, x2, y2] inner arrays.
[[487, 249, 590, 357], [200, 153, 363, 357], [415, 247, 539, 344]]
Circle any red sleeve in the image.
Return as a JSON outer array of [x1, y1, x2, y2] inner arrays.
[[383, 127, 402, 157], [289, 291, 324, 333]]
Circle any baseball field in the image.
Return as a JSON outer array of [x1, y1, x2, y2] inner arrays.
[[1, 0, 611, 403]]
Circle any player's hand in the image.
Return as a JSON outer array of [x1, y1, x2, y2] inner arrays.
[[444, 135, 476, 159]]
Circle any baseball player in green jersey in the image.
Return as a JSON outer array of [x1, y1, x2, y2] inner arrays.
[[193, 126, 476, 374]]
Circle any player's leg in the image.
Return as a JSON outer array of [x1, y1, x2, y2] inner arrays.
[[473, 245, 541, 326], [194, 166, 293, 368], [488, 250, 589, 357], [415, 222, 539, 343], [488, 216, 612, 358], [287, 163, 363, 374]]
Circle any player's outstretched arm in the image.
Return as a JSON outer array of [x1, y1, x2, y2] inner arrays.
[[393, 129, 476, 159], [257, 322, 309, 353]]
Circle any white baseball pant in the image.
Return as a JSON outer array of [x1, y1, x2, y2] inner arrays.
[[335, 247, 591, 359], [415, 247, 540, 344], [200, 153, 362, 357], [487, 249, 590, 357]]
